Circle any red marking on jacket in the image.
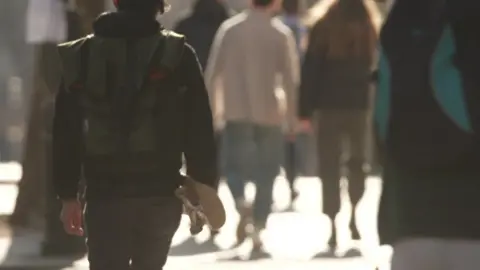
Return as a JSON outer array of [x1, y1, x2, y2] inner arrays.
[[150, 70, 167, 81], [71, 82, 83, 90]]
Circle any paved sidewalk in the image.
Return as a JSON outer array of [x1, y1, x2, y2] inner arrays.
[[0, 163, 389, 269]]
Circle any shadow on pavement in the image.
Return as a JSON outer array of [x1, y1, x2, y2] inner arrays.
[[215, 254, 245, 262], [0, 225, 84, 270], [247, 250, 271, 261], [169, 237, 220, 256]]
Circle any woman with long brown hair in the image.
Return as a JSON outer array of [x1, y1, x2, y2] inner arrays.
[[298, 0, 381, 256]]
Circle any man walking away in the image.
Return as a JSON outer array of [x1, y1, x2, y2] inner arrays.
[[52, 0, 218, 269], [205, 0, 300, 257]]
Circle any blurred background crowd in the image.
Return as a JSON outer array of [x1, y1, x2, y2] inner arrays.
[[0, 0, 393, 265]]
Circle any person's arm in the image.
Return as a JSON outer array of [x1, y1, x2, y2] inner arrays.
[[182, 44, 218, 188], [204, 23, 228, 118], [280, 30, 301, 133], [52, 81, 83, 200], [299, 25, 323, 120]]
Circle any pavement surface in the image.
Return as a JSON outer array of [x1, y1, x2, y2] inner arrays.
[[0, 162, 391, 269]]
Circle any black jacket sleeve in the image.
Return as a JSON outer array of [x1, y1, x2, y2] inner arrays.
[[181, 44, 218, 189], [298, 27, 324, 119], [52, 82, 83, 200]]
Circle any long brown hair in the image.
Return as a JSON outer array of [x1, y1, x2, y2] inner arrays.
[[304, 0, 381, 60]]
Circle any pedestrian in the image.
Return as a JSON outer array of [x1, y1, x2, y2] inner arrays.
[[278, 0, 316, 209], [175, 0, 232, 70], [172, 0, 231, 253], [375, 0, 480, 269], [205, 0, 300, 257], [299, 0, 380, 256], [52, 0, 218, 269]]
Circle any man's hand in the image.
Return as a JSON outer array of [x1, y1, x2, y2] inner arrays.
[[60, 199, 84, 236]]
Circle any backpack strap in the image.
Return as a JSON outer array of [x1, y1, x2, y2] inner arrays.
[[136, 30, 185, 93], [159, 30, 186, 72], [57, 35, 92, 93], [78, 37, 91, 89]]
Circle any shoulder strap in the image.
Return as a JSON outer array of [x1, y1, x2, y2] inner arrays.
[[78, 36, 91, 89], [57, 35, 92, 93], [159, 30, 186, 72]]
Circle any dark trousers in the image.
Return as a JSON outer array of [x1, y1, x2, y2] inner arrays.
[[316, 110, 368, 241], [85, 197, 182, 270]]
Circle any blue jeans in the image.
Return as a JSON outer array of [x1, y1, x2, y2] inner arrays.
[[222, 121, 283, 228]]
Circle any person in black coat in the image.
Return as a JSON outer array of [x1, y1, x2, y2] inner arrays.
[[174, 0, 231, 70], [170, 0, 230, 255], [375, 1, 480, 269]]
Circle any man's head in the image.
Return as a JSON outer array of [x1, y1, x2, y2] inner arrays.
[[113, 0, 168, 15], [251, 0, 283, 13], [282, 0, 300, 15]]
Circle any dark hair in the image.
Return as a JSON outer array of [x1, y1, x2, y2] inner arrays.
[[253, 0, 275, 8], [283, 0, 300, 15], [309, 0, 378, 60], [117, 0, 168, 14]]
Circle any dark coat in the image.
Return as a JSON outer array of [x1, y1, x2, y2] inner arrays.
[[298, 24, 374, 118], [174, 0, 230, 70], [53, 12, 217, 200], [377, 0, 480, 245]]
